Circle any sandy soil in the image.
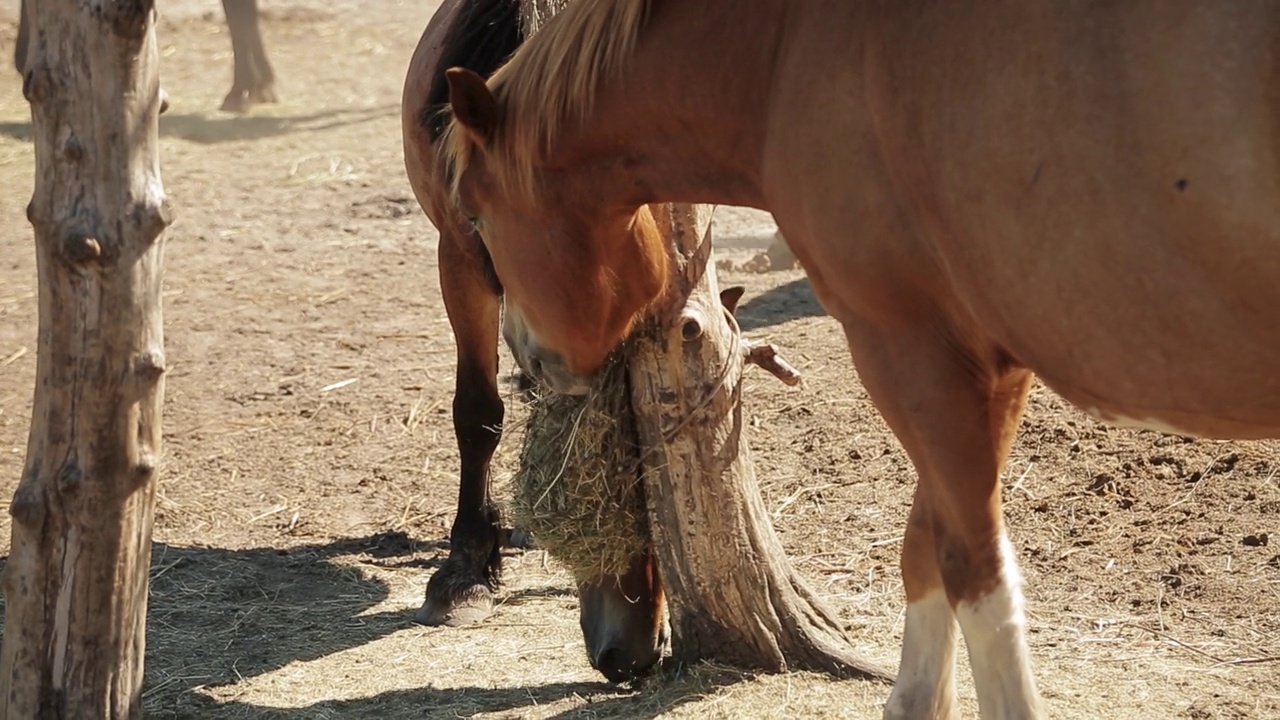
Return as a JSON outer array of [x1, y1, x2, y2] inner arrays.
[[0, 2, 1276, 718]]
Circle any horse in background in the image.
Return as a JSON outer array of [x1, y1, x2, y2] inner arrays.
[[402, 0, 665, 683], [440, 0, 1280, 716], [14, 0, 276, 112]]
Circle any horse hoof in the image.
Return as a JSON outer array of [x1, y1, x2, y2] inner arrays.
[[504, 527, 536, 549], [220, 90, 253, 114], [413, 590, 493, 627], [248, 84, 279, 105]]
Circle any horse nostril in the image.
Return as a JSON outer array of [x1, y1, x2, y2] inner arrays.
[[593, 646, 631, 684], [527, 354, 543, 379]]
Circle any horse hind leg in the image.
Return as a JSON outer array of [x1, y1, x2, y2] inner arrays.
[[841, 319, 1042, 720], [952, 370, 1041, 720], [220, 0, 277, 112], [14, 0, 29, 76], [243, 2, 278, 105], [415, 229, 507, 627], [885, 485, 961, 720]]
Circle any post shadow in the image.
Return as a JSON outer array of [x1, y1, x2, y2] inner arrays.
[[734, 277, 826, 333], [0, 103, 399, 145]]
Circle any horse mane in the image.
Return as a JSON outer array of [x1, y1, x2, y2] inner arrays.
[[443, 0, 653, 199], [423, 0, 522, 142]]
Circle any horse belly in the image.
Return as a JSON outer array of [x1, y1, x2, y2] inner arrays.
[[958, 225, 1280, 440], [874, 2, 1280, 439]]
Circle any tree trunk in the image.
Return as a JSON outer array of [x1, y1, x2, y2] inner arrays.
[[0, 1, 170, 717], [629, 204, 894, 683]]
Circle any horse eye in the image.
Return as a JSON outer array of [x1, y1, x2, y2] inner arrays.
[[467, 217, 481, 231]]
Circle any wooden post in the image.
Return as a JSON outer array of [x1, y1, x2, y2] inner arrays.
[[0, 0, 170, 716], [629, 205, 893, 682]]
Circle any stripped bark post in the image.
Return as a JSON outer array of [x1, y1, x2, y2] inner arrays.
[[629, 204, 893, 682], [0, 0, 171, 716]]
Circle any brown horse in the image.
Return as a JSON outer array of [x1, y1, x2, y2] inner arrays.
[[14, 0, 276, 113], [441, 0, 1280, 716], [402, 0, 664, 683]]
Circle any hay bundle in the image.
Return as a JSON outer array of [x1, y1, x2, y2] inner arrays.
[[511, 354, 651, 582]]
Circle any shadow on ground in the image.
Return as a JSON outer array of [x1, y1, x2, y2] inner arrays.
[[194, 661, 755, 720], [735, 277, 826, 333], [0, 104, 397, 145], [0, 532, 422, 717], [144, 533, 415, 716], [0, 532, 749, 719]]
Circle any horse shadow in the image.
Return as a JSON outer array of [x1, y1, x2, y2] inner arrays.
[[135, 531, 736, 719], [0, 531, 412, 716], [734, 277, 826, 333], [0, 103, 398, 145], [157, 104, 398, 144], [142, 533, 414, 715], [188, 661, 753, 719], [0, 531, 740, 718]]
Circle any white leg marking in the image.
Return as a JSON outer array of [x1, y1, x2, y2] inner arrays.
[[954, 535, 1042, 720], [883, 589, 959, 720]]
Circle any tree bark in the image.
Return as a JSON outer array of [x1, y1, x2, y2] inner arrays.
[[629, 205, 894, 683], [0, 1, 170, 717]]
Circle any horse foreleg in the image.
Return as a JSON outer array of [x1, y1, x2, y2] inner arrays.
[[220, 0, 277, 112], [840, 319, 1042, 720], [415, 229, 506, 627]]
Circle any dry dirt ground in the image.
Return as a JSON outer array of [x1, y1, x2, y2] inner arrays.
[[0, 2, 1277, 718]]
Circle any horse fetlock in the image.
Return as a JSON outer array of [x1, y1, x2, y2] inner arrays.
[[247, 82, 278, 105], [954, 581, 1041, 719], [885, 589, 959, 720], [882, 696, 959, 720], [502, 526, 536, 549]]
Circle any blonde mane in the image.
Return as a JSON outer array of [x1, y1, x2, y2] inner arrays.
[[443, 0, 652, 201]]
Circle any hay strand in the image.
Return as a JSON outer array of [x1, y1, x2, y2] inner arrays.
[[510, 354, 650, 583]]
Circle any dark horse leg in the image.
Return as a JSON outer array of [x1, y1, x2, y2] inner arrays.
[[402, 0, 524, 626], [14, 0, 28, 75], [415, 228, 507, 626], [220, 0, 278, 113]]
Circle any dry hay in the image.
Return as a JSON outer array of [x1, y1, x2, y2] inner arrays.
[[510, 353, 651, 583]]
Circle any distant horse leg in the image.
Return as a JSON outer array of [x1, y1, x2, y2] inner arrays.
[[415, 229, 506, 627], [841, 320, 1041, 720], [14, 0, 28, 75], [220, 0, 278, 112]]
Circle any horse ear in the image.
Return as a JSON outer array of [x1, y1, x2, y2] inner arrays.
[[446, 67, 499, 146]]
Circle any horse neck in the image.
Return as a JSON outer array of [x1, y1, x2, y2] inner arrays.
[[552, 0, 786, 210]]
